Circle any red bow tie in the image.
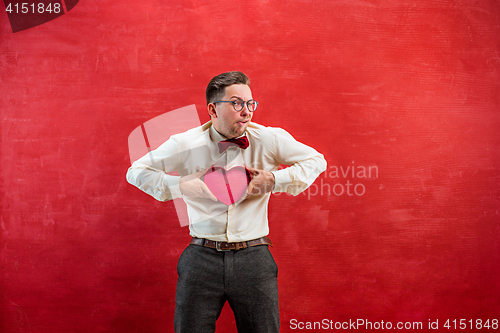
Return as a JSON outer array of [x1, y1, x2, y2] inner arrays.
[[218, 136, 249, 153]]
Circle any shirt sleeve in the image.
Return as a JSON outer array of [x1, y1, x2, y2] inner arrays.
[[270, 128, 327, 196], [126, 137, 184, 201]]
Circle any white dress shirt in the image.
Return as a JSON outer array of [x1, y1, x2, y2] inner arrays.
[[126, 121, 326, 242]]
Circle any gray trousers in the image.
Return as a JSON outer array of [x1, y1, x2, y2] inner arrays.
[[174, 244, 280, 333]]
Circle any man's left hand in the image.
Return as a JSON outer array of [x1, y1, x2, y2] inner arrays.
[[245, 167, 275, 197]]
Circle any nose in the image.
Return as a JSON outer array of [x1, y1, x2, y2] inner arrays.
[[240, 105, 251, 117]]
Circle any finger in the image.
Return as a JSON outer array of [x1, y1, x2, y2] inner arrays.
[[246, 181, 254, 197], [183, 167, 213, 182], [201, 183, 218, 201], [249, 178, 266, 196], [196, 167, 213, 177], [245, 167, 259, 177]]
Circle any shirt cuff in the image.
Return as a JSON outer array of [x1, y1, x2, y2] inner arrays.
[[163, 174, 184, 200], [271, 169, 292, 193]]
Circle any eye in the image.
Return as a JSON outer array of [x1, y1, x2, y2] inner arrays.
[[233, 99, 244, 108], [248, 100, 257, 110]]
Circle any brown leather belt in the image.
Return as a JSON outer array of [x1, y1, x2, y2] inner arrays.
[[190, 236, 273, 251]]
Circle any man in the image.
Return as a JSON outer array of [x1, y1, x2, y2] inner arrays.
[[126, 71, 326, 333]]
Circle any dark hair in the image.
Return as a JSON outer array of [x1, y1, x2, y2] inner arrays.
[[206, 71, 250, 105]]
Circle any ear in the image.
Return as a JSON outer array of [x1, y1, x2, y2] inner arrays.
[[208, 103, 217, 119]]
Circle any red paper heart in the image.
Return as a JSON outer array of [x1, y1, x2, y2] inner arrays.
[[203, 166, 251, 205]]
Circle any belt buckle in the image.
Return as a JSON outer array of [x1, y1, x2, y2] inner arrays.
[[216, 241, 231, 251]]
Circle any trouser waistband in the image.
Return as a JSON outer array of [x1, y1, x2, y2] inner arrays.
[[189, 236, 273, 251]]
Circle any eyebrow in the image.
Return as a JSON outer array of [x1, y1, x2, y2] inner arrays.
[[229, 95, 252, 100]]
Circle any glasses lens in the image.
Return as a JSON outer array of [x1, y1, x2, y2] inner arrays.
[[232, 99, 244, 111], [248, 100, 258, 112]]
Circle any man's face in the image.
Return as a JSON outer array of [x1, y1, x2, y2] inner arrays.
[[209, 84, 253, 139]]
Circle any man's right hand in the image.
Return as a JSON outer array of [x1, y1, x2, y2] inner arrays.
[[179, 169, 218, 201]]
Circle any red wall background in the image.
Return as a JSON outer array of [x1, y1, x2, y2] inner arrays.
[[1, 0, 499, 332]]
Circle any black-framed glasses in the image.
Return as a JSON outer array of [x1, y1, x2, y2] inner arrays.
[[212, 99, 258, 112]]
